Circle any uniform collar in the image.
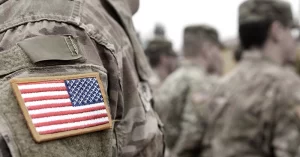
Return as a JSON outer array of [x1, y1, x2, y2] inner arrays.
[[181, 59, 206, 71], [0, 0, 8, 5], [242, 49, 280, 66]]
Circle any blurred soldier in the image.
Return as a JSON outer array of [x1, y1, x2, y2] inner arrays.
[[0, 0, 164, 157], [192, 0, 300, 157], [145, 38, 178, 89], [155, 25, 223, 156], [234, 45, 244, 62], [154, 23, 166, 40]]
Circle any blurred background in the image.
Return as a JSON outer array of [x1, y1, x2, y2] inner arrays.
[[133, 0, 300, 73]]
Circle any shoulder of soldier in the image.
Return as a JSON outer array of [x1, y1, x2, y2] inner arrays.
[[274, 67, 300, 103], [163, 66, 190, 83]]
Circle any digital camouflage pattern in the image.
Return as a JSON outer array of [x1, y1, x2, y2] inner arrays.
[[155, 60, 218, 153], [0, 0, 163, 157], [239, 0, 296, 27], [183, 25, 223, 56], [206, 51, 300, 157]]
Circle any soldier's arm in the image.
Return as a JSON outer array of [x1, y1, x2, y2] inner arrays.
[[212, 103, 266, 157], [214, 79, 300, 157], [272, 106, 300, 157], [0, 135, 11, 157], [154, 70, 188, 124], [172, 100, 207, 157], [271, 76, 300, 157]]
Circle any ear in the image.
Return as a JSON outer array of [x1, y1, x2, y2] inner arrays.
[[200, 41, 212, 59], [160, 55, 168, 65], [269, 21, 284, 42]]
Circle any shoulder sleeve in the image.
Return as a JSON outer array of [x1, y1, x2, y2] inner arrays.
[[154, 70, 189, 123], [0, 135, 11, 157], [272, 73, 300, 157]]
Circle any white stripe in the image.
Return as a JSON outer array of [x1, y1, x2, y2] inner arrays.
[[21, 91, 69, 99], [25, 99, 71, 107], [36, 117, 109, 132], [29, 103, 105, 115], [18, 83, 66, 90], [32, 110, 107, 124]]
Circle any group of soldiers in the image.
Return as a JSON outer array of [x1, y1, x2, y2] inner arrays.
[[1, 0, 300, 157], [145, 0, 300, 157]]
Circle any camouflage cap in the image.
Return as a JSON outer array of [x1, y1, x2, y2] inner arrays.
[[183, 24, 223, 50], [146, 38, 176, 56], [145, 38, 177, 67], [239, 0, 298, 27]]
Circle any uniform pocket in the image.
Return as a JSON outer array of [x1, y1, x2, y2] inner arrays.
[[136, 82, 165, 156], [137, 82, 153, 112]]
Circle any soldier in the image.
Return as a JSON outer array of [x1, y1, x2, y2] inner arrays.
[[154, 24, 166, 40], [197, 0, 300, 157], [155, 25, 223, 156], [145, 38, 178, 89], [0, 0, 163, 157]]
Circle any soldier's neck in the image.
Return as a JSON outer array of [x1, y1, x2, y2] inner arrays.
[[185, 56, 208, 71], [154, 65, 170, 81], [261, 42, 284, 66]]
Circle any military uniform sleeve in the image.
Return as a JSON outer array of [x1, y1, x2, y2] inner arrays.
[[272, 79, 300, 157], [154, 69, 189, 150], [172, 98, 207, 157], [272, 105, 300, 157], [213, 102, 267, 157], [0, 135, 11, 157], [0, 20, 117, 157], [154, 70, 189, 124], [214, 77, 300, 157]]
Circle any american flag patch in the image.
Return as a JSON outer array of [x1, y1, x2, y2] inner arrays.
[[10, 73, 112, 142]]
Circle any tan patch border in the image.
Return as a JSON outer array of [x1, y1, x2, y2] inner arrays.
[[10, 72, 112, 143]]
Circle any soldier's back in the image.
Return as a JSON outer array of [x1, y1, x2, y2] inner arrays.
[[156, 61, 218, 151], [208, 51, 300, 157]]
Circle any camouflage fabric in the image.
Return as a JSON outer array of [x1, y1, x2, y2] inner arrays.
[[205, 50, 300, 157], [0, 0, 164, 157], [239, 0, 297, 27], [145, 38, 176, 90], [155, 60, 219, 153], [183, 25, 223, 56], [145, 38, 176, 67]]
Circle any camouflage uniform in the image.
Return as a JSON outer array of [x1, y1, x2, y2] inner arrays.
[[145, 38, 176, 89], [0, 0, 163, 157], [211, 51, 300, 157], [155, 25, 221, 155], [200, 1, 300, 157]]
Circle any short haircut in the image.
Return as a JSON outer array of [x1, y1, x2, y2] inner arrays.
[[183, 25, 221, 57], [239, 20, 272, 50]]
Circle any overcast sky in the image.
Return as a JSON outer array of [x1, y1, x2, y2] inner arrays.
[[133, 0, 300, 50]]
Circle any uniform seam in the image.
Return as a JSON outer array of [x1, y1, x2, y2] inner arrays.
[[0, 15, 70, 33]]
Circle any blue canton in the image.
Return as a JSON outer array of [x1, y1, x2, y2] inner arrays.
[[65, 77, 104, 107]]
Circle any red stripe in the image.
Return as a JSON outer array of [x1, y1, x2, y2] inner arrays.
[[20, 86, 67, 94], [27, 102, 72, 110], [34, 113, 108, 127], [30, 106, 106, 119], [18, 80, 64, 85], [39, 121, 109, 135], [23, 95, 70, 102]]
